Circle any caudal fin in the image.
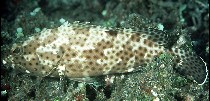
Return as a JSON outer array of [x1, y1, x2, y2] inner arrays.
[[171, 47, 208, 85]]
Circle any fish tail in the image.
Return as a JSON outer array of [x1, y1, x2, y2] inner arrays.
[[171, 47, 208, 85]]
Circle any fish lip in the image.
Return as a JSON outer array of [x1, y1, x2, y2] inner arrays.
[[1, 44, 16, 65]]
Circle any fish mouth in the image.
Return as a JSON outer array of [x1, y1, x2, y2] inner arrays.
[[1, 44, 15, 66], [1, 43, 25, 69], [1, 45, 11, 59]]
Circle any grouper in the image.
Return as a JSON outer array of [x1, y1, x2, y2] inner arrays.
[[2, 21, 208, 85]]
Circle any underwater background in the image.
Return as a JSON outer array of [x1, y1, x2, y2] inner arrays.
[[1, 0, 209, 101]]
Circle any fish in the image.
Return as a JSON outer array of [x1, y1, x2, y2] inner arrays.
[[1, 21, 208, 85]]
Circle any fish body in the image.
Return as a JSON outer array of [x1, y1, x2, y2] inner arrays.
[[2, 21, 208, 84]]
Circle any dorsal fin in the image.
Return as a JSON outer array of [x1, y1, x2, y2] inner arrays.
[[136, 27, 169, 46], [118, 27, 171, 47], [63, 21, 172, 48]]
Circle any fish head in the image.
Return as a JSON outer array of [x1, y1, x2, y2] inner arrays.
[[2, 43, 24, 68]]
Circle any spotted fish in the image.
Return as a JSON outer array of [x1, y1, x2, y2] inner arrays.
[[2, 21, 208, 85]]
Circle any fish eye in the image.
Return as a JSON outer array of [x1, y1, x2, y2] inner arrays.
[[13, 48, 20, 53]]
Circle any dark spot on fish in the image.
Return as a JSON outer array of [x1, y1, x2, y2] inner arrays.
[[139, 53, 144, 57], [116, 52, 120, 56], [104, 56, 109, 60], [128, 47, 132, 51], [95, 49, 99, 53], [147, 54, 152, 58], [123, 63, 127, 65], [97, 43, 102, 47], [86, 55, 91, 59], [91, 67, 96, 71], [68, 64, 73, 68], [72, 53, 76, 57], [67, 48, 71, 51], [139, 59, 144, 63], [35, 62, 39, 65], [138, 47, 142, 50], [154, 50, 158, 53], [65, 54, 70, 57], [23, 63, 26, 66], [85, 66, 89, 69], [129, 53, 134, 57], [124, 51, 128, 55], [125, 57, 130, 61], [122, 44, 126, 48], [143, 48, 147, 52], [88, 50, 93, 53], [180, 55, 185, 59], [89, 61, 93, 65], [106, 41, 111, 45], [93, 55, 98, 59], [51, 28, 58, 33], [147, 35, 152, 40], [159, 37, 163, 41], [100, 52, 104, 57], [57, 55, 61, 58], [179, 50, 184, 54], [104, 67, 109, 70], [121, 56, 125, 60], [34, 68, 37, 71], [46, 56, 49, 59], [106, 30, 118, 36], [110, 61, 114, 65], [145, 59, 150, 63], [126, 41, 130, 45], [42, 66, 45, 69], [98, 67, 103, 71], [29, 63, 32, 66], [148, 41, 153, 47], [116, 67, 120, 70], [103, 45, 108, 49]]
